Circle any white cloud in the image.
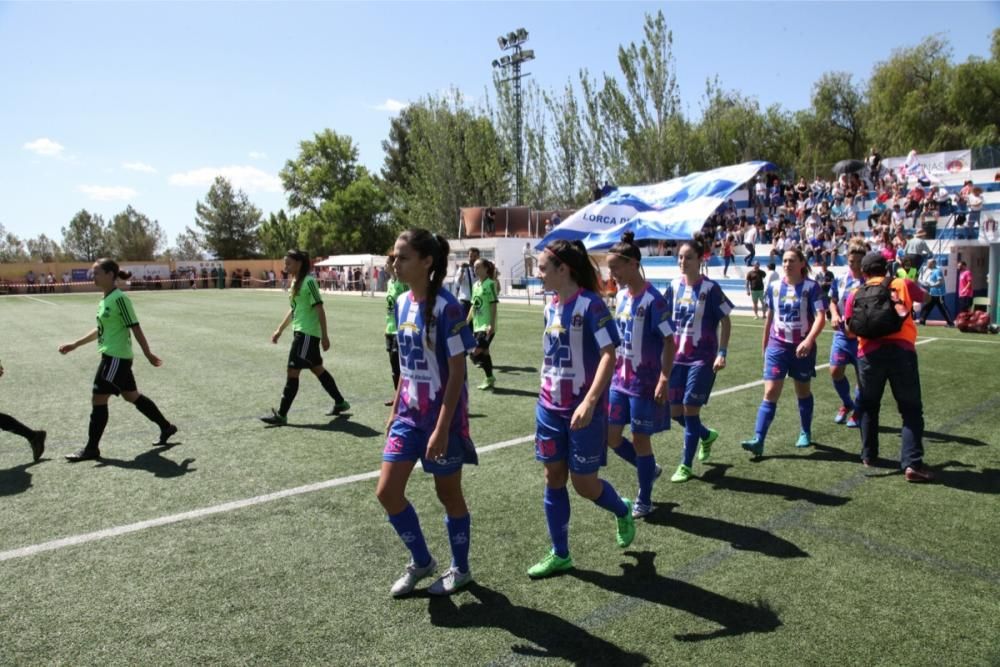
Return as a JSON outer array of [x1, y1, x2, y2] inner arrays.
[[78, 185, 138, 201], [168, 165, 281, 193], [122, 161, 157, 173], [248, 151, 267, 160], [24, 137, 65, 157], [375, 98, 408, 113]]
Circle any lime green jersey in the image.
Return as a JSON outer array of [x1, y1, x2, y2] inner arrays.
[[291, 275, 324, 337], [385, 278, 409, 334], [471, 278, 498, 332], [96, 288, 139, 359]]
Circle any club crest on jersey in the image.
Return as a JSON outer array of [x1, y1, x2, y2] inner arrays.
[[637, 306, 646, 318], [399, 322, 420, 334], [572, 314, 584, 328], [698, 292, 707, 302]]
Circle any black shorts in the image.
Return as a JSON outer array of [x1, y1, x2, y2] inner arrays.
[[474, 331, 495, 351], [93, 355, 137, 395], [385, 333, 399, 354], [287, 332, 323, 369]]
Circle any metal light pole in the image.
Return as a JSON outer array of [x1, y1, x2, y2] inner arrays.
[[492, 28, 534, 207]]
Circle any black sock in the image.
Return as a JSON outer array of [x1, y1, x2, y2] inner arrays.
[[481, 353, 493, 378], [279, 377, 300, 416], [389, 352, 401, 390], [87, 404, 109, 450], [0, 412, 35, 441], [317, 371, 344, 403], [134, 395, 170, 429]]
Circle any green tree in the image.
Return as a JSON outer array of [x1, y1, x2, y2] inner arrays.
[[26, 234, 61, 262], [281, 130, 363, 217], [61, 209, 109, 261], [258, 210, 301, 258], [809, 72, 866, 160], [0, 224, 28, 263], [170, 229, 204, 261], [191, 176, 262, 258], [107, 205, 165, 260]]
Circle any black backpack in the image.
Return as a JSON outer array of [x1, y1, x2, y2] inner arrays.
[[848, 278, 906, 338]]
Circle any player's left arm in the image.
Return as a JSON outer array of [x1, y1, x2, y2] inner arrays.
[[315, 303, 330, 351], [426, 352, 466, 461], [131, 324, 162, 367], [714, 315, 732, 372]]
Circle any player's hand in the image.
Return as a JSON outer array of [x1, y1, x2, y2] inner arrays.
[[830, 314, 842, 330], [796, 340, 814, 358], [426, 428, 448, 462], [270, 331, 281, 344], [321, 335, 330, 352], [58, 343, 75, 355], [654, 377, 668, 404], [145, 352, 163, 367], [713, 355, 727, 372], [570, 401, 595, 431], [485, 325, 494, 336]]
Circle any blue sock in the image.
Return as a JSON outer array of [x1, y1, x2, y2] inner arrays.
[[798, 395, 814, 434], [611, 436, 637, 465], [673, 415, 685, 430], [544, 486, 571, 558], [676, 413, 708, 440], [754, 400, 777, 441], [636, 454, 656, 505], [833, 377, 854, 410], [853, 387, 861, 410], [592, 479, 627, 518], [445, 514, 471, 573], [387, 504, 432, 568], [682, 415, 702, 467]]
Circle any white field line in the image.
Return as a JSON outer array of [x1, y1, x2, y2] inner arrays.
[[18, 295, 59, 306], [0, 339, 936, 563]]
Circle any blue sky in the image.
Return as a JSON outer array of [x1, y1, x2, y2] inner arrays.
[[2, 1, 997, 245]]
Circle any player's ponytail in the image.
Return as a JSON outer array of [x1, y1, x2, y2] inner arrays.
[[475, 258, 501, 292], [96, 258, 132, 281], [679, 234, 707, 269], [286, 249, 311, 298], [398, 229, 450, 344], [609, 230, 644, 279], [544, 239, 600, 293]]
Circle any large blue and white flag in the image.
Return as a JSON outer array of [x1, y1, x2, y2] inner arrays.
[[537, 161, 776, 250]]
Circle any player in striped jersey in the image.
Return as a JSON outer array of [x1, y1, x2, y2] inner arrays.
[[605, 232, 675, 518], [260, 250, 350, 425], [0, 361, 46, 461], [377, 230, 478, 597], [528, 239, 635, 580], [59, 258, 177, 461], [827, 241, 868, 428], [742, 248, 827, 456], [665, 235, 732, 482]]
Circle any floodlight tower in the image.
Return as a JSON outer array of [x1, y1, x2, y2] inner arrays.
[[492, 27, 534, 206]]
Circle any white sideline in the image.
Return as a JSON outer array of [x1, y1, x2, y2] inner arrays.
[[0, 339, 937, 564]]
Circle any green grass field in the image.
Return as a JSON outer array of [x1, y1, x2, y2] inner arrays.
[[1, 289, 998, 666]]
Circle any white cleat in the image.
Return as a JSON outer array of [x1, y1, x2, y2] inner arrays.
[[390, 557, 437, 597]]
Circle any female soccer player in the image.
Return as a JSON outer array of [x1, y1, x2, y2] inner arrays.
[[376, 229, 477, 597], [260, 250, 349, 425], [605, 232, 675, 517], [383, 256, 408, 406], [0, 362, 46, 461], [741, 248, 827, 456], [467, 258, 499, 390], [58, 258, 177, 461], [528, 239, 634, 579], [828, 240, 868, 428], [666, 235, 731, 482]]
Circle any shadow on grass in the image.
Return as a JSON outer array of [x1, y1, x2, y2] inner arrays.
[[760, 442, 860, 465], [427, 582, 649, 665], [283, 415, 382, 437], [0, 459, 42, 496], [492, 365, 538, 375], [701, 463, 850, 506], [570, 551, 781, 642], [97, 446, 196, 478], [932, 461, 1000, 494], [490, 386, 541, 398], [877, 426, 989, 447], [645, 502, 809, 558]]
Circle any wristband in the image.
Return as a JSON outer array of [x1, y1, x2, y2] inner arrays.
[[718, 348, 728, 358]]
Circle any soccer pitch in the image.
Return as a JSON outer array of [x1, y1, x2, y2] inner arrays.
[[1, 289, 998, 665]]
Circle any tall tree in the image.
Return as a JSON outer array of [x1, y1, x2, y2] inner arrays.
[[170, 229, 204, 261], [191, 176, 262, 258], [61, 209, 109, 261], [26, 234, 61, 262], [809, 72, 866, 159], [258, 210, 301, 258], [0, 225, 29, 263], [107, 205, 165, 260], [280, 129, 363, 217]]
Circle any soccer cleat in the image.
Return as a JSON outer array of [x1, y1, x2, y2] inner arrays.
[[325, 400, 351, 416], [427, 566, 473, 596], [653, 463, 663, 479], [527, 550, 574, 579], [29, 430, 46, 462], [390, 557, 437, 597], [834, 406, 850, 424], [259, 409, 287, 426], [383, 399, 394, 407], [741, 436, 764, 457], [65, 446, 100, 462], [477, 376, 496, 391], [158, 424, 178, 446], [698, 428, 719, 462], [670, 464, 692, 483], [904, 465, 936, 483], [616, 499, 636, 547], [796, 431, 812, 448], [631, 500, 653, 518], [846, 411, 860, 428]]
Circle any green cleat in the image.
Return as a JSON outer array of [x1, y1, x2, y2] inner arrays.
[[259, 409, 287, 426], [697, 428, 719, 462], [527, 550, 574, 579], [326, 400, 351, 416], [741, 436, 764, 457], [670, 464, 692, 483], [796, 431, 812, 448], [616, 499, 636, 547], [477, 376, 496, 391]]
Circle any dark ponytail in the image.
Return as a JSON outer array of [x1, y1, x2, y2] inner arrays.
[[679, 234, 707, 266], [609, 231, 642, 262], [96, 257, 132, 281], [286, 249, 311, 298], [398, 229, 450, 343], [544, 239, 600, 293], [475, 258, 501, 292]]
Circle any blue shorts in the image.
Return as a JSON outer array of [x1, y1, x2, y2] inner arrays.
[[668, 363, 716, 407], [829, 332, 858, 368], [535, 403, 607, 474], [608, 389, 669, 435], [764, 340, 817, 382], [383, 420, 477, 475]]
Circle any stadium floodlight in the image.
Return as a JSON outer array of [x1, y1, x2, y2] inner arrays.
[[490, 27, 534, 206], [515, 27, 528, 42], [491, 59, 500, 68], [497, 35, 508, 49]]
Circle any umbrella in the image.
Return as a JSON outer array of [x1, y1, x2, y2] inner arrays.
[[832, 159, 865, 175]]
